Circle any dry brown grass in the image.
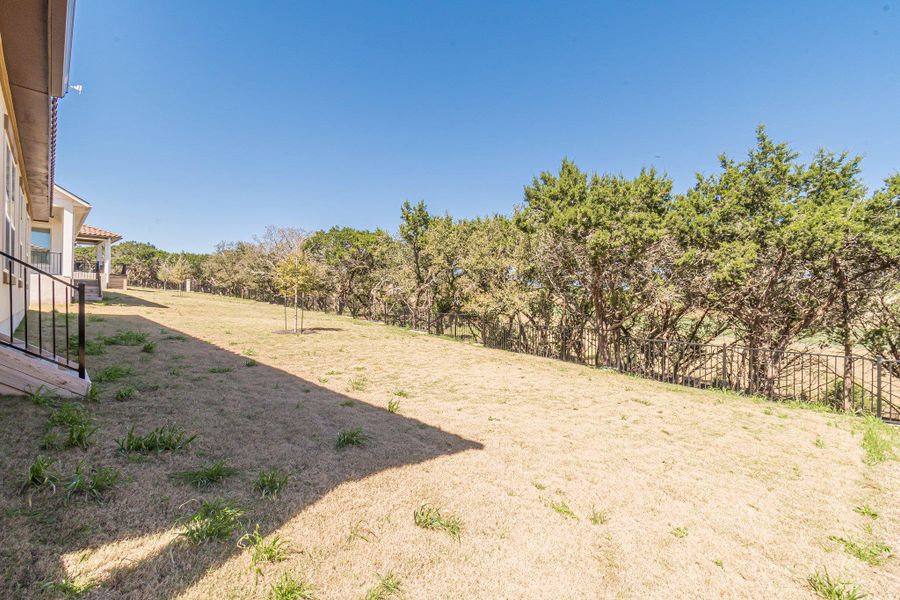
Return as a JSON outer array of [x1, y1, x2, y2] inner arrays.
[[1, 288, 898, 599]]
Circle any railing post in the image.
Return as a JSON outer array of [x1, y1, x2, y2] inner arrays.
[[7, 259, 13, 341], [78, 283, 86, 379], [875, 356, 882, 420], [721, 344, 727, 389]]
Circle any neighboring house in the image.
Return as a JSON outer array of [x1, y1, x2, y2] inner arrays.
[[31, 184, 123, 301], [0, 1, 89, 396]]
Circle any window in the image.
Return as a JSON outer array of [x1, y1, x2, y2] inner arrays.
[[32, 228, 51, 251]]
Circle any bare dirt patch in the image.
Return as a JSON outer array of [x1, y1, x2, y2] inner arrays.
[[1, 289, 898, 599]]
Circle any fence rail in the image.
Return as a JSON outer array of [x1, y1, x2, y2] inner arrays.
[[133, 283, 899, 422]]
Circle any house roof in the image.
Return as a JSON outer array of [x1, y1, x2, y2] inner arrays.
[[77, 225, 122, 243], [0, 0, 77, 221]]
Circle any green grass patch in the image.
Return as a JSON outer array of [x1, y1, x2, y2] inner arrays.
[[859, 415, 898, 465], [336, 427, 368, 449], [238, 524, 290, 568], [163, 334, 187, 341], [142, 342, 156, 353], [22, 455, 59, 492], [364, 572, 402, 600], [853, 505, 878, 519], [102, 330, 149, 346], [413, 504, 462, 539], [254, 467, 289, 499], [547, 498, 577, 520], [346, 377, 367, 392], [117, 424, 196, 454], [245, 359, 258, 367], [63, 462, 119, 503], [829, 534, 892, 565], [671, 526, 688, 538], [393, 389, 409, 398], [589, 506, 608, 525], [807, 568, 864, 600], [208, 367, 233, 374], [180, 499, 245, 543], [85, 339, 106, 355], [116, 385, 138, 401], [172, 460, 238, 488], [268, 574, 317, 600], [94, 365, 134, 383], [41, 577, 97, 597], [387, 399, 400, 413]]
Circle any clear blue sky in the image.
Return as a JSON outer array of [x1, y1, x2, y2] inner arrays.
[[56, 0, 899, 253]]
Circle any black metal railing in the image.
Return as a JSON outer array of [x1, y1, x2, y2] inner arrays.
[[31, 249, 63, 275], [1, 249, 86, 378]]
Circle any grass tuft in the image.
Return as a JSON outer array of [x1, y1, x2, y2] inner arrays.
[[172, 461, 238, 488], [671, 526, 688, 538], [41, 577, 96, 597], [860, 415, 898, 465], [245, 359, 258, 367], [142, 342, 156, 353], [589, 506, 609, 525], [387, 399, 400, 413], [254, 467, 289, 499], [347, 377, 368, 392], [94, 365, 134, 383], [117, 424, 196, 454], [828, 534, 891, 566], [180, 498, 245, 543], [364, 572, 402, 600], [413, 504, 462, 539], [853, 505, 878, 519], [115, 385, 138, 401], [63, 462, 119, 503], [336, 427, 368, 449], [209, 366, 233, 374], [547, 498, 578, 520], [392, 389, 409, 398], [22, 455, 59, 492], [268, 574, 317, 600], [27, 386, 55, 406], [238, 524, 290, 568], [102, 330, 149, 346], [807, 568, 864, 600]]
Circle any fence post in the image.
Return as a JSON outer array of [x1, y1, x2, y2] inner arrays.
[[875, 356, 882, 420], [721, 344, 727, 390]]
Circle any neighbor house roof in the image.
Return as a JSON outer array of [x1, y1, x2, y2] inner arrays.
[[77, 225, 122, 243]]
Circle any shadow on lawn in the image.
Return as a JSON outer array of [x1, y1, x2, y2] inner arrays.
[[4, 309, 481, 598]]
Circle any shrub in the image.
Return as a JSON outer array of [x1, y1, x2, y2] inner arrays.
[[336, 427, 368, 449], [180, 499, 245, 543], [254, 468, 289, 499], [413, 504, 462, 539], [117, 424, 196, 454], [172, 461, 238, 488], [142, 342, 156, 353]]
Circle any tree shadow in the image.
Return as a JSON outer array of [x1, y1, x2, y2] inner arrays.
[[3, 311, 481, 598], [95, 291, 168, 309]]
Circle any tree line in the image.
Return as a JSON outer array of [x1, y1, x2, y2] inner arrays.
[[113, 127, 899, 367]]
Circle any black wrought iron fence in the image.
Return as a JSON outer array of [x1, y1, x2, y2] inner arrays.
[[1, 250, 86, 379], [132, 282, 899, 422]]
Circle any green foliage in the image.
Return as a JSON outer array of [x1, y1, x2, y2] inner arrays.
[[413, 504, 462, 539], [41, 577, 97, 597], [335, 427, 368, 449], [102, 330, 149, 346], [117, 424, 196, 454], [22, 455, 59, 491], [238, 524, 290, 567], [142, 342, 156, 353], [208, 367, 233, 373], [829, 534, 892, 565], [254, 468, 289, 499], [268, 574, 317, 600], [63, 462, 119, 503], [172, 461, 238, 488], [387, 399, 400, 413], [547, 498, 577, 520], [859, 415, 898, 465], [180, 499, 245, 543], [116, 385, 138, 401], [807, 569, 864, 599], [94, 365, 134, 383], [853, 505, 878, 519], [364, 573, 402, 600]]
